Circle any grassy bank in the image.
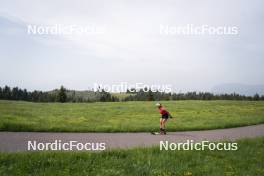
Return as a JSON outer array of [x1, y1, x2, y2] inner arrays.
[[0, 100, 264, 132], [0, 137, 263, 175]]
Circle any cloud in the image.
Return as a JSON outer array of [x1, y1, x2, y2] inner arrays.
[[0, 0, 264, 91]]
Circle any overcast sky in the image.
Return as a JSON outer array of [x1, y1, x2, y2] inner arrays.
[[0, 0, 263, 92]]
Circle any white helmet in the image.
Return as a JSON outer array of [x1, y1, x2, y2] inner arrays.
[[155, 102, 161, 107]]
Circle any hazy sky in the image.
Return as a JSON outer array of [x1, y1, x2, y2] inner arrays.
[[0, 0, 263, 92]]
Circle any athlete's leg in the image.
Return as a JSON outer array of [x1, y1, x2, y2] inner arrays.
[[161, 118, 167, 129], [160, 118, 163, 133], [160, 118, 163, 129], [161, 118, 167, 134]]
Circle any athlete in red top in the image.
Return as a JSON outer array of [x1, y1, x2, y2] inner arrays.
[[159, 106, 168, 115], [156, 103, 172, 134]]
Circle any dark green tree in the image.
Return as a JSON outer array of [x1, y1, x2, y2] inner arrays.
[[3, 86, 11, 99], [57, 86, 67, 103], [147, 90, 154, 101], [253, 93, 260, 101], [0, 87, 2, 99]]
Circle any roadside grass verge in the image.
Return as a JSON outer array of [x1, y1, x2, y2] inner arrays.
[[0, 137, 263, 175], [0, 100, 264, 132]]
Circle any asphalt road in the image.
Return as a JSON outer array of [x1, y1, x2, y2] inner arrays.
[[0, 124, 263, 152]]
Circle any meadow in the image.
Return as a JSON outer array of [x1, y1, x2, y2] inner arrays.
[[0, 137, 263, 175], [0, 100, 264, 132]]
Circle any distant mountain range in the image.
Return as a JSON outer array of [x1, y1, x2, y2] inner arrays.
[[211, 83, 264, 96]]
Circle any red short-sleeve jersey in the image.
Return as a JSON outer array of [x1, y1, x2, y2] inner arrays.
[[159, 107, 168, 115]]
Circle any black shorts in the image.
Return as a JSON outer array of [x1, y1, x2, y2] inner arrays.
[[161, 113, 169, 119]]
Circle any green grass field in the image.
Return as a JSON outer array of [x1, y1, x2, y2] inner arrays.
[[111, 92, 134, 100], [0, 137, 263, 176], [0, 100, 264, 132]]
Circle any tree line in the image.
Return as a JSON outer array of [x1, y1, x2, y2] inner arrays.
[[123, 89, 264, 101], [0, 85, 263, 103], [0, 85, 118, 103]]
